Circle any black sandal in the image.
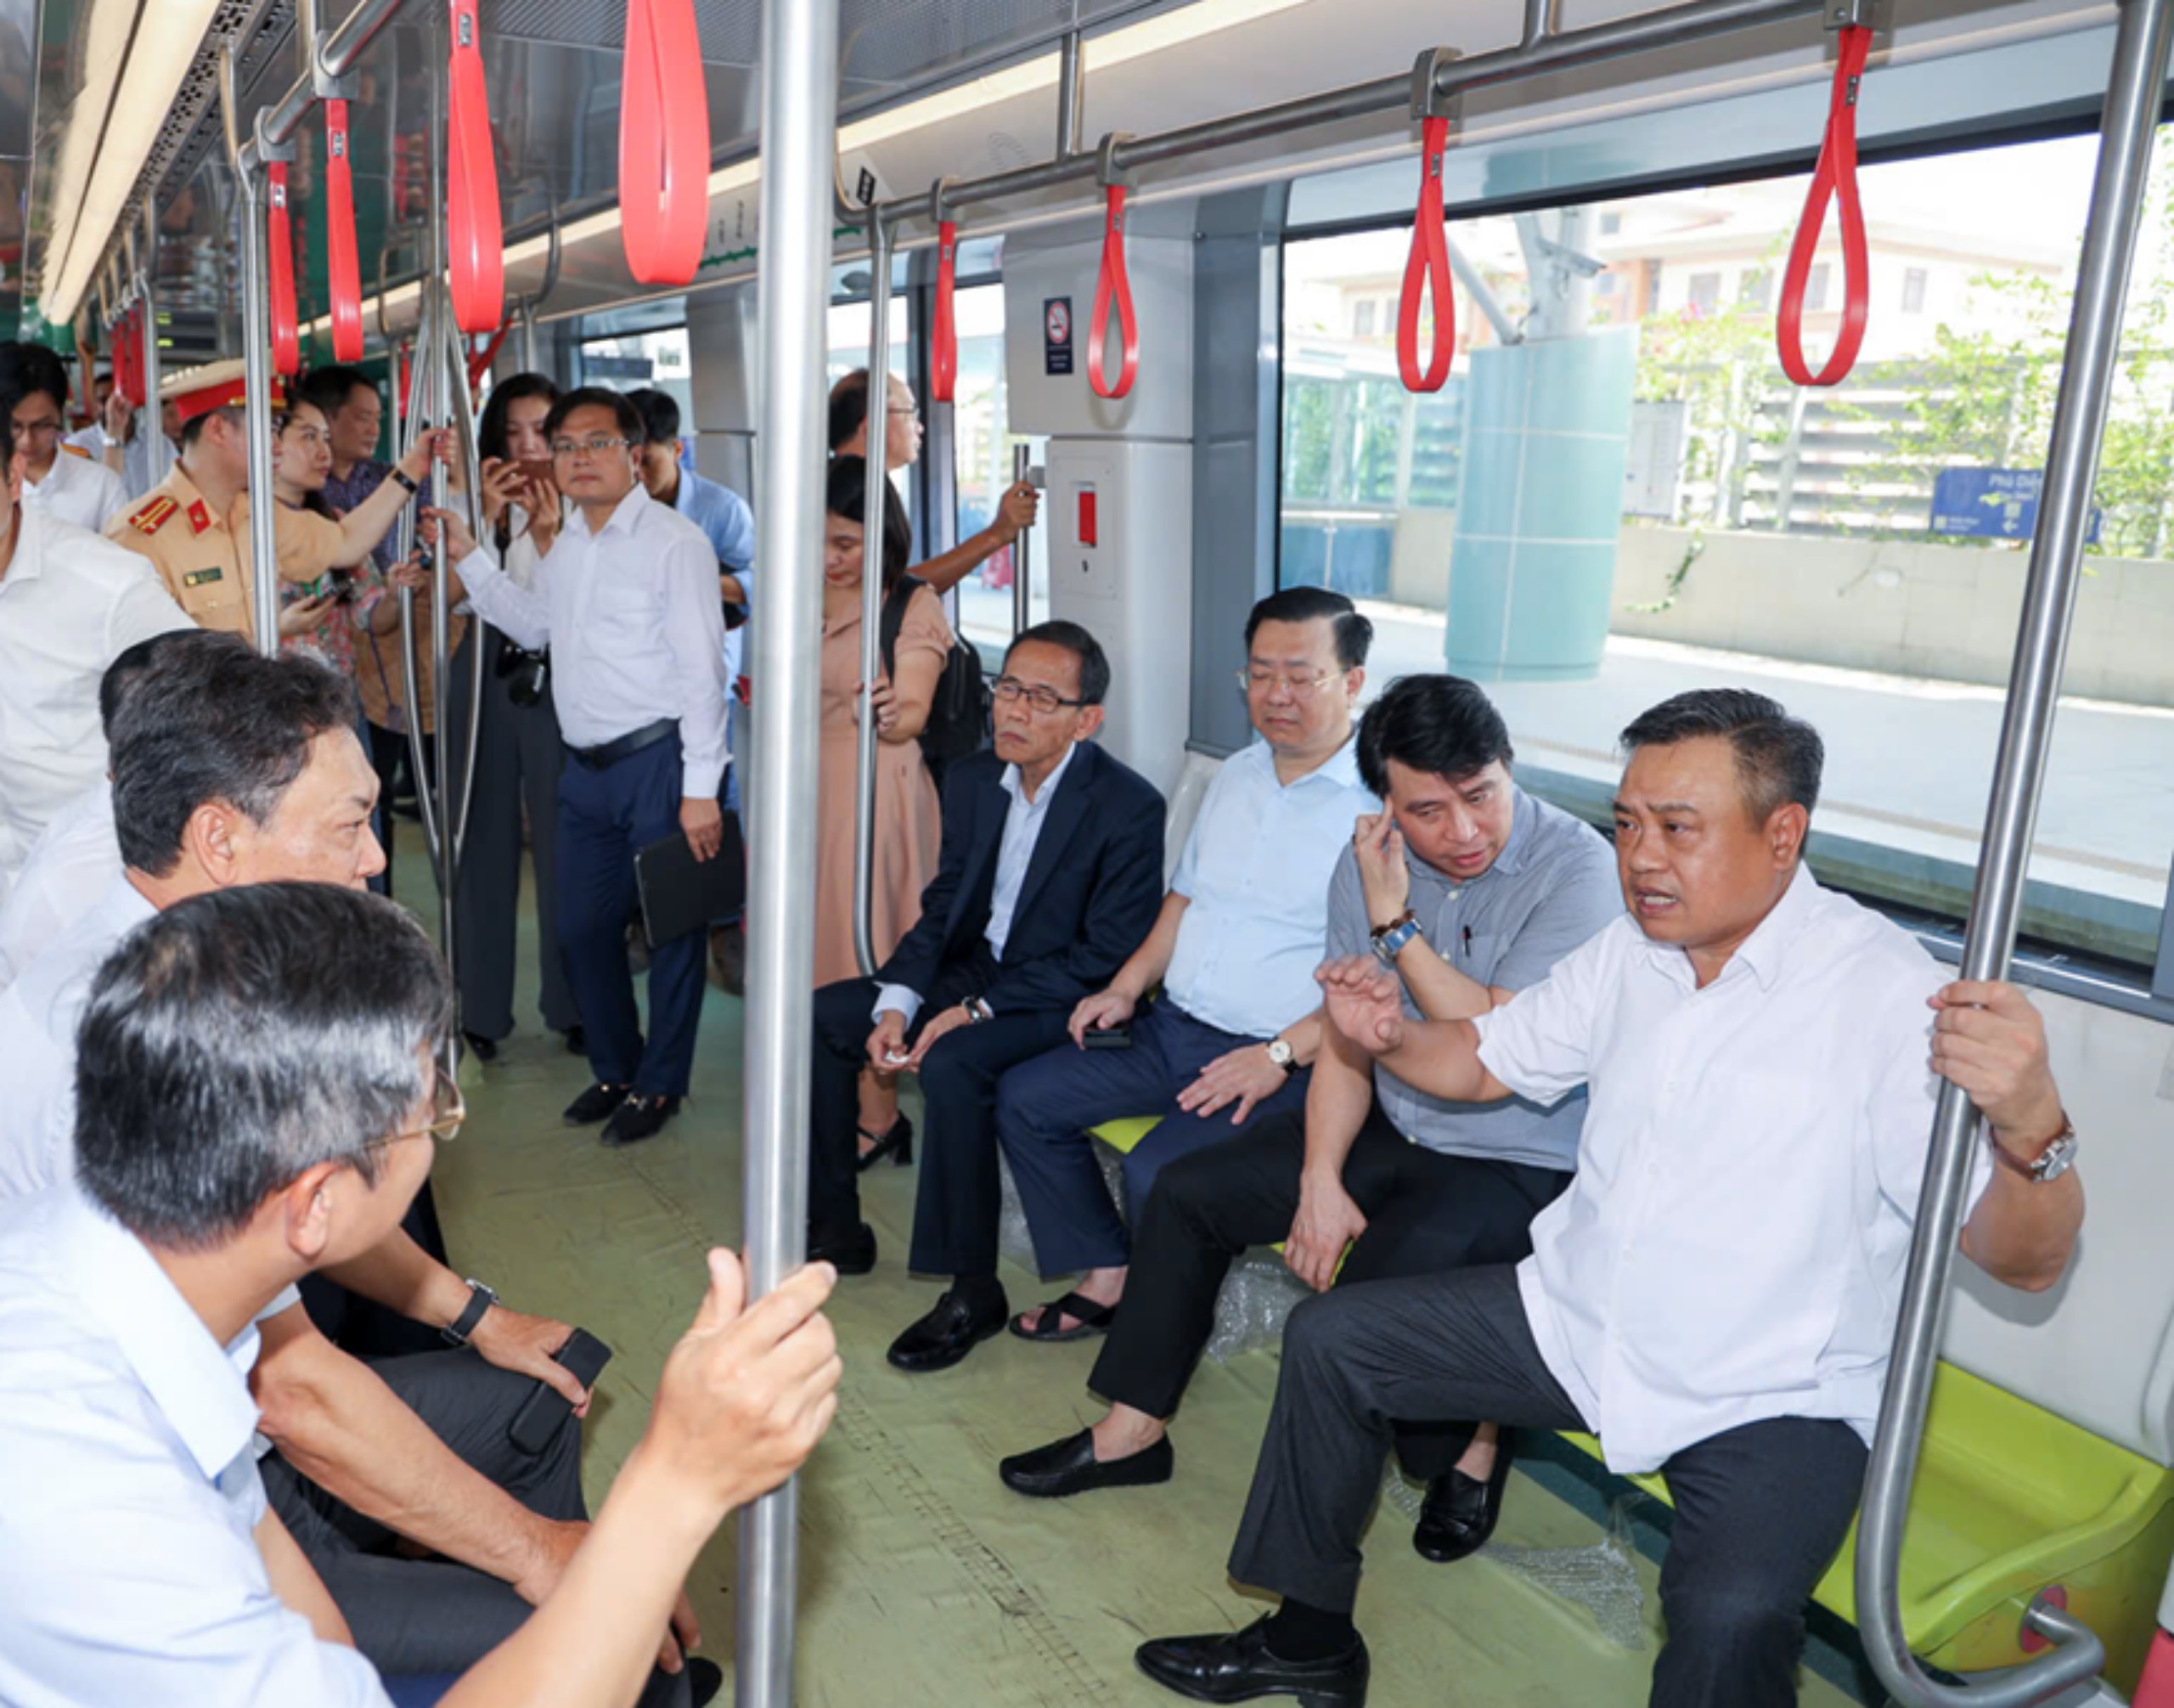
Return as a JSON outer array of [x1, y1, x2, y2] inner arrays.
[[1007, 1291, 1117, 1343], [855, 1114, 914, 1172]]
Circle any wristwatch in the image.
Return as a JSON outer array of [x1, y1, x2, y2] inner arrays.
[[390, 466, 421, 494], [442, 1279, 498, 1347], [965, 995, 994, 1023], [1370, 909, 1422, 967], [1264, 1036, 1296, 1075], [1990, 1113, 2079, 1183]]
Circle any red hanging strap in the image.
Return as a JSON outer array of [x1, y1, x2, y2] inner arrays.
[[325, 99, 365, 363], [932, 217, 959, 403], [466, 320, 510, 390], [112, 307, 143, 409], [619, 0, 709, 286], [445, 0, 504, 335], [268, 161, 301, 380], [1396, 115, 1456, 393], [1087, 184, 1138, 401], [1777, 25, 1873, 387]]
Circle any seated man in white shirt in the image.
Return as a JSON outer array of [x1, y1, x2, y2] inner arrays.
[[1135, 689, 2084, 1708], [1, 344, 128, 533], [0, 882, 839, 1708], [994, 588, 1377, 1348], [0, 632, 693, 1689], [0, 629, 183, 989]]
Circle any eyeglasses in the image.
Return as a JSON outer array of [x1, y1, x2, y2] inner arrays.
[[12, 417, 61, 438], [993, 676, 1085, 715], [886, 405, 920, 417], [550, 436, 629, 459], [374, 1061, 467, 1148], [1237, 668, 1343, 696]]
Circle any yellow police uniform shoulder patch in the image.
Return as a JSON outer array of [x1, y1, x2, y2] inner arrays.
[[128, 495, 178, 535], [60, 443, 91, 459]]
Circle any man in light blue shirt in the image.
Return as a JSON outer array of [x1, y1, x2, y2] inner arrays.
[[996, 587, 1378, 1340]]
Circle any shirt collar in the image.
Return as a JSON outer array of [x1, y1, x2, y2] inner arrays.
[[1001, 741, 1079, 809], [572, 483, 652, 542], [1633, 859, 1820, 991], [45, 1188, 262, 1482], [1248, 733, 1366, 793]]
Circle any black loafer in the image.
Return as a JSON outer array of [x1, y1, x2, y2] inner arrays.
[[563, 1081, 630, 1126], [1412, 1446, 1513, 1564], [462, 1030, 498, 1063], [808, 1221, 877, 1276], [684, 1656, 724, 1707], [1135, 1615, 1368, 1706], [886, 1285, 1008, 1373], [600, 1093, 682, 1148], [561, 1024, 587, 1057], [1000, 1429, 1174, 1498]]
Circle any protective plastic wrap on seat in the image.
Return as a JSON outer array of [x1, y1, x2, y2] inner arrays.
[[1380, 1471, 1650, 1651]]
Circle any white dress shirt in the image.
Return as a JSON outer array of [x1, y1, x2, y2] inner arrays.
[[1472, 865, 1993, 1474], [1163, 736, 1377, 1039], [24, 447, 128, 533], [0, 503, 190, 892], [876, 743, 1079, 1026], [0, 1187, 390, 1708], [0, 782, 120, 992], [454, 484, 729, 798]]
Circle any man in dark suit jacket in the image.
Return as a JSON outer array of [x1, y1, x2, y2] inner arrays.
[[808, 620, 1166, 1373]]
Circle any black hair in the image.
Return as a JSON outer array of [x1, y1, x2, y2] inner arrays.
[[1245, 585, 1373, 671], [272, 400, 338, 519], [626, 386, 682, 447], [825, 454, 910, 594], [1355, 674, 1514, 798], [0, 341, 70, 414], [0, 386, 18, 465], [109, 636, 360, 877], [74, 883, 452, 1252], [543, 386, 645, 448], [1008, 619, 1112, 708], [828, 369, 871, 454], [477, 372, 560, 462], [99, 630, 197, 738], [1619, 689, 1825, 821], [294, 364, 379, 421], [179, 405, 244, 451]]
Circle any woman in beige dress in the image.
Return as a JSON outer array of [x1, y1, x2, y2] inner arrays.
[[818, 455, 950, 1164]]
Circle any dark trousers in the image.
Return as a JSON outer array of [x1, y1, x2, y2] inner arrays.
[[809, 953, 1071, 1276], [453, 631, 577, 1040], [263, 1350, 691, 1706], [556, 732, 705, 1098], [1230, 1265, 1867, 1708], [995, 1000, 1311, 1274], [1089, 1102, 1569, 1480], [366, 719, 437, 901]]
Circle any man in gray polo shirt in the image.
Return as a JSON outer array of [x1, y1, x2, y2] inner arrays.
[[998, 675, 1621, 1540]]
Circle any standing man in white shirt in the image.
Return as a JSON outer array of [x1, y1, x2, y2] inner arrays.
[[994, 586, 1377, 1340], [1, 343, 128, 533], [1135, 689, 2084, 1708], [0, 882, 840, 1708], [428, 387, 730, 1150], [0, 396, 191, 899]]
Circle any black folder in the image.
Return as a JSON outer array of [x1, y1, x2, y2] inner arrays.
[[634, 815, 746, 947]]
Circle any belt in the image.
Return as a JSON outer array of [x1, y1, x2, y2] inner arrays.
[[568, 717, 678, 770]]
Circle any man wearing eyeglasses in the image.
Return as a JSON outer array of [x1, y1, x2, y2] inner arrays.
[[988, 587, 1377, 1354], [429, 387, 731, 1151], [0, 341, 127, 533], [0, 635, 691, 1693], [804, 620, 1166, 1373]]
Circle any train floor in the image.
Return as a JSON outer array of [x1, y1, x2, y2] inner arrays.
[[400, 824, 1868, 1707]]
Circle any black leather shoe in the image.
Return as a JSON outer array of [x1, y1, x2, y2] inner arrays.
[[886, 1285, 1008, 1373], [1412, 1445, 1513, 1564], [684, 1656, 724, 1707], [561, 1024, 587, 1057], [600, 1093, 682, 1148], [1135, 1616, 1368, 1706], [808, 1222, 877, 1276], [461, 1030, 498, 1063], [1000, 1429, 1174, 1498], [562, 1081, 630, 1125]]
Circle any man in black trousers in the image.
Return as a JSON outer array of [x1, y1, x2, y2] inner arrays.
[[807, 620, 1164, 1373]]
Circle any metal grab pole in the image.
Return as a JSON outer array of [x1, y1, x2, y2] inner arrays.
[[739, 0, 837, 1700], [1856, 1, 2174, 1703], [222, 42, 284, 660], [398, 285, 444, 869], [1011, 443, 1033, 636], [437, 289, 487, 866], [138, 208, 169, 489], [849, 209, 893, 981]]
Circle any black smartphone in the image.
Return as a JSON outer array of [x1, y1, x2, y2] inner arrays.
[[506, 1328, 612, 1456], [1084, 1023, 1133, 1050]]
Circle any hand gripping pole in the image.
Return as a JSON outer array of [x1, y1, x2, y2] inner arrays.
[[268, 161, 301, 378], [1087, 134, 1137, 401], [931, 182, 959, 404], [444, 0, 504, 334], [1777, 23, 1873, 386], [325, 99, 366, 362], [619, 0, 712, 285]]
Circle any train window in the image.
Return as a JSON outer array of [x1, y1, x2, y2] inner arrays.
[[577, 325, 694, 425], [1278, 130, 2174, 974]]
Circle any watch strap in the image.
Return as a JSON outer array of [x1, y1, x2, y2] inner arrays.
[[442, 1279, 497, 1346], [1989, 1113, 2076, 1182], [390, 467, 421, 494]]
